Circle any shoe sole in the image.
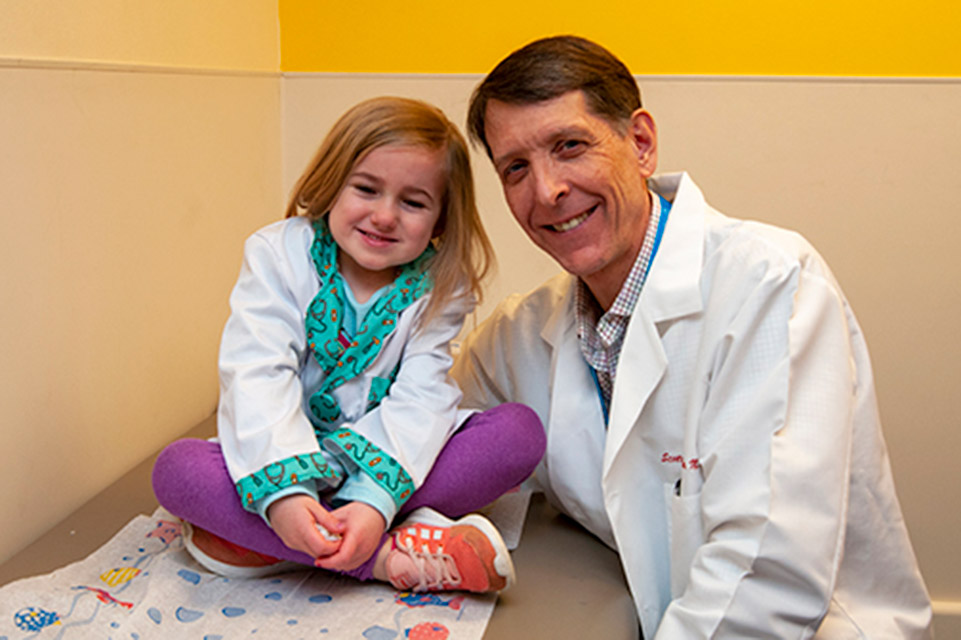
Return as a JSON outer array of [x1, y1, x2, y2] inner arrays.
[[402, 508, 517, 591], [181, 521, 299, 579]]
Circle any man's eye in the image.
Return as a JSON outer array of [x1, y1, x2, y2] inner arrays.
[[557, 139, 585, 154], [503, 161, 527, 180]]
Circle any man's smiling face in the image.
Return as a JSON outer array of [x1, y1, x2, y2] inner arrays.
[[484, 90, 657, 306]]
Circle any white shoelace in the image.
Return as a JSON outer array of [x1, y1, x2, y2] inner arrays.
[[394, 535, 462, 592]]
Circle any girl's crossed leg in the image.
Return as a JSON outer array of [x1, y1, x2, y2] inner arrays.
[[152, 403, 544, 588]]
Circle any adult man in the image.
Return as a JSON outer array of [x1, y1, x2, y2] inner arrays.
[[452, 36, 932, 638]]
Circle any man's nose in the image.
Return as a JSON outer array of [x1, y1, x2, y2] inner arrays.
[[532, 161, 569, 206]]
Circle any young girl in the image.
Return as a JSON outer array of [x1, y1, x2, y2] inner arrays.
[[152, 97, 545, 593]]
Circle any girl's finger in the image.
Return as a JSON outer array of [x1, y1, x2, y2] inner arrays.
[[307, 502, 347, 534]]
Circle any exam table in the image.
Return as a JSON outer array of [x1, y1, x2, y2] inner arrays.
[[0, 414, 638, 639]]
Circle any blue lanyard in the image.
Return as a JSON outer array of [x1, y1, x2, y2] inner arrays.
[[590, 366, 611, 425], [649, 193, 672, 275], [591, 193, 672, 426]]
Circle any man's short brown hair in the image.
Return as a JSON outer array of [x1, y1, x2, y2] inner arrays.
[[467, 36, 642, 158]]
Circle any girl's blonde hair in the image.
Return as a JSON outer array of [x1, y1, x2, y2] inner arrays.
[[286, 96, 494, 323]]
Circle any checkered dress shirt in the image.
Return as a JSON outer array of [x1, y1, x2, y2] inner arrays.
[[576, 194, 664, 413]]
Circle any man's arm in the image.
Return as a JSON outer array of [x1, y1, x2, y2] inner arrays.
[[452, 281, 563, 421]]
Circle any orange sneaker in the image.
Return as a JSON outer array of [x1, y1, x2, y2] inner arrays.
[[384, 508, 515, 593], [182, 521, 297, 579]]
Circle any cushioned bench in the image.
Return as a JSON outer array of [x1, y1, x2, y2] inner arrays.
[[0, 414, 638, 639]]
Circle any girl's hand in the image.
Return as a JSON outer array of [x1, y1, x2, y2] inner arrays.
[[314, 502, 388, 572], [267, 494, 346, 559]]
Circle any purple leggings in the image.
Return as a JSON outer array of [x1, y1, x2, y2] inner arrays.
[[152, 403, 544, 581]]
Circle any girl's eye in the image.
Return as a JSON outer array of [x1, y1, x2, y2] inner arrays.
[[354, 184, 376, 195], [403, 199, 427, 209]]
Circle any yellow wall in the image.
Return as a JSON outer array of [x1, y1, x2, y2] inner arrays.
[[1, 0, 279, 70], [280, 0, 961, 76]]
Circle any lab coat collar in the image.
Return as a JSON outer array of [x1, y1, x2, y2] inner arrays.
[[538, 172, 706, 368], [540, 172, 706, 341], [643, 172, 706, 322]]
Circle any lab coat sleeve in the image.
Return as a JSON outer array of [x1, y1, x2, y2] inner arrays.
[[330, 471, 398, 526], [655, 255, 856, 638], [322, 290, 474, 510], [218, 231, 342, 512]]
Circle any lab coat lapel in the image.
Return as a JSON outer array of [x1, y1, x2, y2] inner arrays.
[[603, 173, 706, 477], [603, 309, 666, 474]]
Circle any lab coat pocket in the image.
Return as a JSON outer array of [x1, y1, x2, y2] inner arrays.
[[663, 482, 703, 598]]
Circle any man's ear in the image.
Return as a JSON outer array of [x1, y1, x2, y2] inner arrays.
[[630, 109, 658, 178]]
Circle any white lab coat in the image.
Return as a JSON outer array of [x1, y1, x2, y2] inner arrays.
[[219, 216, 473, 510], [453, 173, 932, 638]]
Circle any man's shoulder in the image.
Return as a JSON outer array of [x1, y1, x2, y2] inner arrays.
[[661, 171, 841, 299], [464, 272, 575, 359], [662, 171, 821, 271], [489, 272, 574, 324], [704, 211, 834, 285]]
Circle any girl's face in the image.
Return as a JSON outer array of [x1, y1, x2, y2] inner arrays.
[[327, 143, 447, 299]]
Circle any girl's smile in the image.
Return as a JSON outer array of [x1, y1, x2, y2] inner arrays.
[[327, 144, 446, 301]]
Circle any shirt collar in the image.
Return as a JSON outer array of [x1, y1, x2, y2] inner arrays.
[[576, 192, 663, 330]]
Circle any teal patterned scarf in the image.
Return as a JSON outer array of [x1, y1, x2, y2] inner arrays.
[[305, 218, 434, 427]]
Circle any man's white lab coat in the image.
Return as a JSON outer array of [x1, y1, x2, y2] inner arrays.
[[453, 173, 932, 638]]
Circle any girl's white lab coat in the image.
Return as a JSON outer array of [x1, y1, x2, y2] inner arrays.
[[218, 217, 473, 517], [453, 173, 932, 638]]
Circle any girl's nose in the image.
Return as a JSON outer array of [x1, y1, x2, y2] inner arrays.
[[370, 202, 399, 229]]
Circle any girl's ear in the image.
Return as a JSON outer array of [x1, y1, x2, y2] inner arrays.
[[432, 191, 449, 239], [432, 214, 446, 239]]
